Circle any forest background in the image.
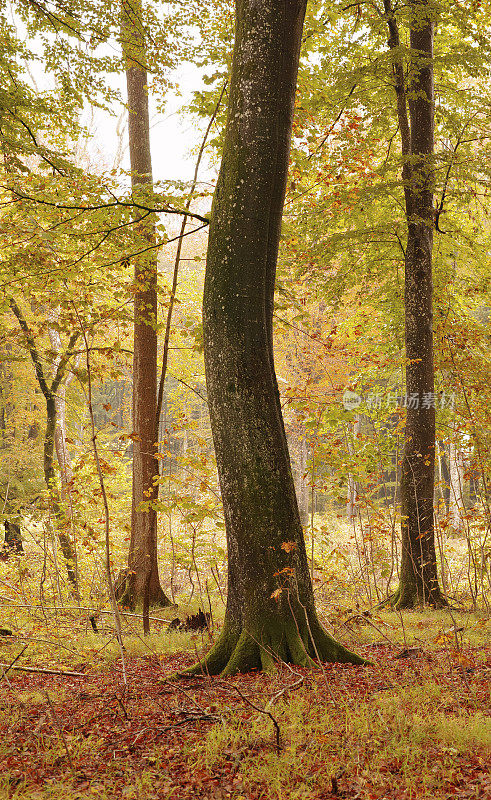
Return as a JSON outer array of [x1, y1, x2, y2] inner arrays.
[[0, 1, 490, 798]]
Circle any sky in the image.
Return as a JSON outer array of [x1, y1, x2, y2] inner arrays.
[[86, 61, 216, 188]]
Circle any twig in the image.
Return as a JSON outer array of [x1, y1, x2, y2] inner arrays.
[[156, 80, 228, 428], [220, 681, 283, 755], [45, 691, 75, 772], [72, 302, 126, 684], [0, 601, 175, 622], [0, 644, 29, 684]]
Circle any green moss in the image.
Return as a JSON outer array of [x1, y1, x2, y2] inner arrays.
[[181, 609, 367, 677]]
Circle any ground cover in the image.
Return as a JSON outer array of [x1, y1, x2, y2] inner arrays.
[[0, 610, 489, 800]]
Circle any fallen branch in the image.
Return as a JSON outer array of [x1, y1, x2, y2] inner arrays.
[[0, 663, 86, 677], [0, 601, 176, 622]]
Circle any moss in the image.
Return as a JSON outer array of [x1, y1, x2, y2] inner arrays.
[[180, 610, 367, 677]]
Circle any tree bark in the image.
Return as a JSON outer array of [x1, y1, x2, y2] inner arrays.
[[48, 323, 75, 501], [119, 0, 170, 610], [44, 395, 78, 590], [385, 0, 445, 607], [187, 0, 364, 676]]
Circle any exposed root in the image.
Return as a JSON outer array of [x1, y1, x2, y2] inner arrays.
[[115, 569, 173, 611], [379, 585, 449, 610], [177, 613, 367, 678]]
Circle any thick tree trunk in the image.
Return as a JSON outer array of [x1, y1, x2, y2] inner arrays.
[[188, 0, 364, 676], [385, 0, 445, 607], [398, 6, 444, 607], [119, 0, 170, 610]]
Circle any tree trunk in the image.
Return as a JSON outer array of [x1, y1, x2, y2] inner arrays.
[[48, 324, 75, 501], [3, 521, 23, 555], [449, 433, 465, 533], [9, 299, 79, 592], [188, 0, 364, 676], [294, 431, 309, 527], [44, 396, 78, 590], [0, 348, 13, 448], [385, 0, 445, 607], [346, 416, 360, 522], [119, 0, 170, 610]]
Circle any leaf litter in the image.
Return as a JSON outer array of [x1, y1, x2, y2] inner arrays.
[[0, 641, 489, 800]]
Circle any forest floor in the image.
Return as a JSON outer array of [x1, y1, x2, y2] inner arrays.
[[0, 609, 489, 800]]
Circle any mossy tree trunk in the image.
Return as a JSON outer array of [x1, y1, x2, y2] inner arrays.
[[119, 0, 170, 612], [384, 0, 445, 607], [189, 0, 365, 676]]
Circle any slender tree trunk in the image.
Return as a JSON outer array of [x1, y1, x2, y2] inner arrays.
[[293, 431, 309, 527], [346, 416, 360, 522], [449, 432, 465, 532], [187, 0, 364, 676], [384, 0, 445, 607], [0, 349, 13, 448], [48, 328, 72, 497], [9, 299, 79, 592], [44, 395, 78, 590], [439, 440, 451, 513], [119, 0, 170, 610]]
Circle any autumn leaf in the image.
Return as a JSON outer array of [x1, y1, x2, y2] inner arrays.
[[270, 588, 283, 601], [281, 541, 297, 553]]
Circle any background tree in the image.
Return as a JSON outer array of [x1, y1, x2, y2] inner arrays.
[[383, 0, 444, 607], [9, 299, 79, 591], [117, 0, 171, 612]]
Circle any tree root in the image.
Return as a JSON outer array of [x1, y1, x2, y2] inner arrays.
[[177, 613, 367, 678], [378, 585, 449, 610], [115, 569, 172, 610]]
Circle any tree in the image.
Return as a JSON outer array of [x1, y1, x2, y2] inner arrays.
[[188, 0, 364, 676], [9, 299, 79, 592], [383, 0, 445, 607], [117, 0, 171, 612]]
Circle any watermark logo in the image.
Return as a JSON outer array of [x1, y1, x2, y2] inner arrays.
[[342, 390, 362, 411], [342, 391, 455, 411]]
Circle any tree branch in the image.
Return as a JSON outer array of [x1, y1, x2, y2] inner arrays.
[[3, 186, 210, 225], [383, 0, 412, 213], [51, 331, 80, 394], [9, 298, 51, 400]]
